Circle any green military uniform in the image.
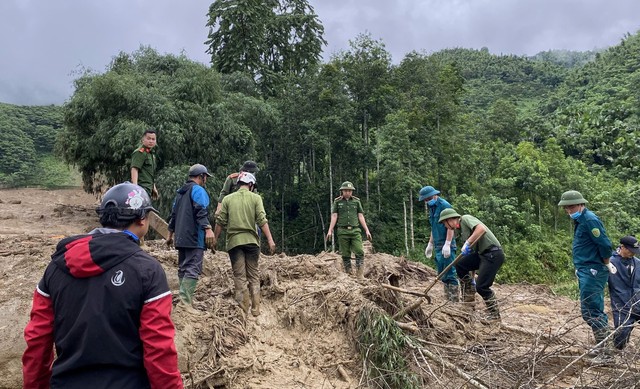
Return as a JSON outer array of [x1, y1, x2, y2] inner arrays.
[[130, 146, 157, 197], [331, 182, 365, 273]]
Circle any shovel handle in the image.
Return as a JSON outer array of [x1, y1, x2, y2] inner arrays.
[[422, 241, 476, 295]]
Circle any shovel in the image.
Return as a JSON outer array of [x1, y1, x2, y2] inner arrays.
[[393, 243, 475, 320]]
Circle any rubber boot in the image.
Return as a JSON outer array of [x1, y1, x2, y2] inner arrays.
[[589, 328, 614, 363], [180, 278, 198, 305], [249, 285, 261, 316], [484, 292, 501, 321], [356, 265, 365, 280], [234, 278, 250, 315], [342, 258, 353, 275], [460, 277, 476, 303], [444, 283, 459, 302]]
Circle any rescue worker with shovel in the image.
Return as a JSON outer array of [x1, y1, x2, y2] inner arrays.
[[167, 164, 216, 310], [439, 208, 504, 320], [214, 172, 276, 316], [558, 190, 615, 362], [326, 181, 372, 279], [419, 185, 458, 302]]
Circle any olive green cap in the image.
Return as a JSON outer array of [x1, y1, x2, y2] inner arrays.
[[340, 181, 356, 191], [557, 190, 588, 206], [438, 208, 461, 223]]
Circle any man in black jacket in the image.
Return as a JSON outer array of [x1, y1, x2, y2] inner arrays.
[[22, 182, 182, 389], [167, 164, 215, 307]]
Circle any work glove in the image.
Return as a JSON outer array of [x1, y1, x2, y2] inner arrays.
[[461, 241, 472, 256], [425, 242, 434, 258], [607, 262, 617, 274], [442, 240, 452, 258]]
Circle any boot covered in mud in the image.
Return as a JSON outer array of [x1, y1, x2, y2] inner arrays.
[[460, 277, 476, 307], [484, 292, 501, 321], [342, 258, 353, 275], [234, 278, 251, 314], [356, 265, 365, 280], [249, 284, 261, 316], [589, 327, 615, 363], [444, 283, 459, 302]]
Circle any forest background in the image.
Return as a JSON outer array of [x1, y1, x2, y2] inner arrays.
[[1, 1, 639, 296]]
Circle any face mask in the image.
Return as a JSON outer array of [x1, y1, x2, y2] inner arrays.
[[427, 199, 437, 206], [570, 211, 581, 220]]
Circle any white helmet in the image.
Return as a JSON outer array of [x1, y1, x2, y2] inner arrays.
[[237, 172, 256, 185]]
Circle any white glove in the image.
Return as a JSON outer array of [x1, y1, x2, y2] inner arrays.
[[425, 242, 434, 258], [442, 240, 451, 258], [607, 263, 617, 274]]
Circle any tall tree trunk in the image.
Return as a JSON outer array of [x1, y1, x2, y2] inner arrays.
[[281, 186, 285, 252], [403, 200, 409, 256], [329, 147, 335, 252], [376, 153, 381, 213], [363, 109, 369, 204], [409, 189, 415, 250]]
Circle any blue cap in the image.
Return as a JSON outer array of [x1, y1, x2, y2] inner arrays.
[[418, 186, 440, 201]]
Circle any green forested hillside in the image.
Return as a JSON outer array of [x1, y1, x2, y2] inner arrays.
[[0, 103, 78, 187], [4, 21, 640, 288]]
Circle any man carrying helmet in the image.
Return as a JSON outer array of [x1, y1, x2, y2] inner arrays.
[[326, 181, 373, 279], [608, 235, 640, 351], [419, 185, 458, 302], [439, 208, 504, 320], [22, 182, 182, 389], [214, 172, 276, 316], [558, 190, 614, 361], [167, 164, 215, 308], [215, 160, 260, 216]]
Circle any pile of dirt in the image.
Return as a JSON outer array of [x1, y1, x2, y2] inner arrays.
[[2, 187, 640, 388]]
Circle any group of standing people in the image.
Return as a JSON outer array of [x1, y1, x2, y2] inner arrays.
[[22, 128, 275, 388], [419, 185, 505, 321]]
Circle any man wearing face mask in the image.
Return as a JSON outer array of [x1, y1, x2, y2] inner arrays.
[[558, 190, 614, 362], [419, 185, 458, 302], [608, 235, 640, 351]]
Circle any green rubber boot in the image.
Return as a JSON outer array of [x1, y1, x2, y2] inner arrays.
[[180, 277, 198, 305]]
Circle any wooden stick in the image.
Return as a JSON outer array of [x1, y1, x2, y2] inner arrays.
[[381, 283, 428, 297], [337, 364, 350, 383], [395, 320, 419, 332], [418, 347, 489, 389]]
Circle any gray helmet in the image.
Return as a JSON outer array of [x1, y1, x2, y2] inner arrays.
[[558, 190, 588, 206], [97, 182, 157, 221], [241, 160, 259, 173], [340, 181, 356, 191], [188, 164, 212, 177], [438, 208, 461, 223]]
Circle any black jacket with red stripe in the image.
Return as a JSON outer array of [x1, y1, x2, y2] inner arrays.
[[22, 229, 183, 389]]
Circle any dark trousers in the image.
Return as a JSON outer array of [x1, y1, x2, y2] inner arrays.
[[178, 247, 204, 279], [613, 309, 640, 349], [455, 248, 504, 300]]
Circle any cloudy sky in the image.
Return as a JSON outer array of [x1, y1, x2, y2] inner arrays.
[[1, 0, 638, 106]]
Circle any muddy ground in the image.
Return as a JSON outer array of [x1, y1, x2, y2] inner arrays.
[[2, 187, 640, 388]]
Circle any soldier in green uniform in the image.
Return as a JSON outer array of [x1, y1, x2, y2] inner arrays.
[[326, 181, 372, 279], [130, 129, 159, 200], [215, 160, 260, 217]]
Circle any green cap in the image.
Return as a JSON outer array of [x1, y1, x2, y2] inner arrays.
[[340, 181, 356, 191], [558, 190, 588, 206], [438, 208, 461, 223]]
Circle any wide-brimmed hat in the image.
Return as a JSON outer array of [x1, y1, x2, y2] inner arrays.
[[418, 186, 440, 201]]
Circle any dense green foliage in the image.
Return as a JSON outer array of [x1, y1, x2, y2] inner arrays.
[[0, 103, 71, 187], [5, 17, 640, 288]]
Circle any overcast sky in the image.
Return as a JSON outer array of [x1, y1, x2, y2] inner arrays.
[[1, 0, 638, 106]]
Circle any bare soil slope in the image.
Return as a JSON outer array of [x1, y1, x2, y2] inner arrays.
[[2, 188, 640, 388]]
